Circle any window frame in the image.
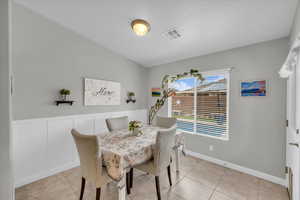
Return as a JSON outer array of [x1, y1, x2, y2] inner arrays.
[[168, 68, 231, 141]]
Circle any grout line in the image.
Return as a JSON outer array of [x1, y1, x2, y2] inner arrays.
[[208, 170, 226, 200], [56, 172, 78, 198], [20, 156, 288, 200], [257, 179, 262, 200], [172, 172, 186, 188], [208, 189, 216, 200]]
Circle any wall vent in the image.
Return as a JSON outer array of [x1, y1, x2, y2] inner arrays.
[[163, 28, 182, 40]]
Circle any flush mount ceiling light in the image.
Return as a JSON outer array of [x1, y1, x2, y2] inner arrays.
[[131, 19, 151, 36]]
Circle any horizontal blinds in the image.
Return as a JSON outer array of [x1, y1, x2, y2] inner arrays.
[[172, 95, 195, 133], [171, 72, 228, 138]]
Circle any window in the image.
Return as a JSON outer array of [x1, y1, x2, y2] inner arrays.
[[169, 69, 230, 140]]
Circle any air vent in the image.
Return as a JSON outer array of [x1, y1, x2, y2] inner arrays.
[[163, 28, 182, 40]]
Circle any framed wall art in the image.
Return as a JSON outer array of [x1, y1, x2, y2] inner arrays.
[[151, 88, 161, 97], [240, 80, 267, 97], [84, 78, 121, 105]]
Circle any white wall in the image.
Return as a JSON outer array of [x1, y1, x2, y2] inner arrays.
[[0, 0, 13, 199], [290, 0, 300, 44], [13, 109, 147, 187], [148, 38, 289, 179]]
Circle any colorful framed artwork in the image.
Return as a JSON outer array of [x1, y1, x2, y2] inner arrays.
[[151, 88, 161, 97], [241, 80, 267, 97], [84, 78, 121, 105]]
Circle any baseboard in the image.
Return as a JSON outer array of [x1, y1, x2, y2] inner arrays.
[[186, 150, 288, 187], [15, 161, 80, 188]]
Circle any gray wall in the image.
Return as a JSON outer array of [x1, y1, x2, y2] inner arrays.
[[0, 0, 13, 199], [12, 3, 148, 120], [290, 0, 300, 44], [148, 38, 289, 178]]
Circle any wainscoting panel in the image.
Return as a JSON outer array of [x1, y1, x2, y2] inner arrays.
[[94, 118, 109, 135], [74, 118, 95, 134], [47, 119, 77, 171], [13, 120, 48, 187], [13, 109, 147, 188]]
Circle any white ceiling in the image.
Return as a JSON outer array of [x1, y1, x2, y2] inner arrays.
[[14, 0, 298, 67]]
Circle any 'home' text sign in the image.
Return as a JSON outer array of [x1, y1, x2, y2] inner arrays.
[[84, 78, 121, 106]]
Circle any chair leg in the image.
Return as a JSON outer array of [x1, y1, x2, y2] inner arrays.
[[155, 176, 161, 200], [79, 177, 86, 200], [130, 168, 133, 188], [167, 165, 172, 186], [96, 188, 101, 200], [126, 172, 131, 194]]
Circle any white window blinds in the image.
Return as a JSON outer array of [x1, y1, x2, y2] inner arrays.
[[170, 69, 230, 140]]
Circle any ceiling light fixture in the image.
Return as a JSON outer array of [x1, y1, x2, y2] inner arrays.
[[131, 19, 151, 36]]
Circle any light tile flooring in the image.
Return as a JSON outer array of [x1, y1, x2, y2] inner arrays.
[[16, 156, 289, 200]]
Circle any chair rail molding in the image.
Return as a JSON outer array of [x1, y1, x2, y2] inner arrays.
[[13, 109, 147, 188]]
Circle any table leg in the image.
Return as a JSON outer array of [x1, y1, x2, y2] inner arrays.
[[175, 146, 180, 172], [117, 173, 126, 200]]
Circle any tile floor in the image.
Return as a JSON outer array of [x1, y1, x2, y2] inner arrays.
[[15, 156, 289, 200]]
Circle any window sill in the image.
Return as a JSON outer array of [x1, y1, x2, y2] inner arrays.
[[177, 129, 229, 141]]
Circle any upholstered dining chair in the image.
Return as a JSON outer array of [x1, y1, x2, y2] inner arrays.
[[105, 116, 133, 194], [155, 116, 177, 129], [71, 129, 113, 200], [133, 126, 176, 200], [155, 116, 181, 172], [105, 116, 129, 132]]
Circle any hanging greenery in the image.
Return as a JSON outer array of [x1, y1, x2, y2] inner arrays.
[[148, 69, 204, 124]]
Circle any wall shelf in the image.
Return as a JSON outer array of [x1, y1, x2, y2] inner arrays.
[[126, 99, 136, 104], [55, 100, 74, 106]]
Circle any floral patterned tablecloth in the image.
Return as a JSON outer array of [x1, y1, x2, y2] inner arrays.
[[98, 125, 184, 181]]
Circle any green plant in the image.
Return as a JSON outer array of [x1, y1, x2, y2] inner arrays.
[[128, 92, 135, 97], [148, 69, 204, 124], [128, 120, 142, 131], [60, 89, 71, 96]]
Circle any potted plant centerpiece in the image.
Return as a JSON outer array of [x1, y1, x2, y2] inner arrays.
[[126, 92, 136, 103], [128, 120, 143, 136], [60, 89, 71, 101]]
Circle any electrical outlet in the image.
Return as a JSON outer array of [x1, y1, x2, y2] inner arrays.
[[209, 145, 214, 151]]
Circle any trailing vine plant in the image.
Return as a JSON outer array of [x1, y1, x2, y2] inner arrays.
[[148, 69, 205, 124]]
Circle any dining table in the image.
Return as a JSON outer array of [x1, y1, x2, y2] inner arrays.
[[98, 124, 185, 200]]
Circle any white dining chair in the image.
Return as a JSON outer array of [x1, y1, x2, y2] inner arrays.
[[71, 129, 113, 200], [133, 126, 176, 200], [155, 116, 177, 129], [105, 116, 129, 131]]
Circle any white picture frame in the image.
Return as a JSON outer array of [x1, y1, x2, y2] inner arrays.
[[84, 78, 121, 106]]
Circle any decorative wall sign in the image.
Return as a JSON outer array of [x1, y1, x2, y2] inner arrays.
[[151, 88, 161, 97], [241, 80, 267, 97], [84, 78, 121, 105]]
